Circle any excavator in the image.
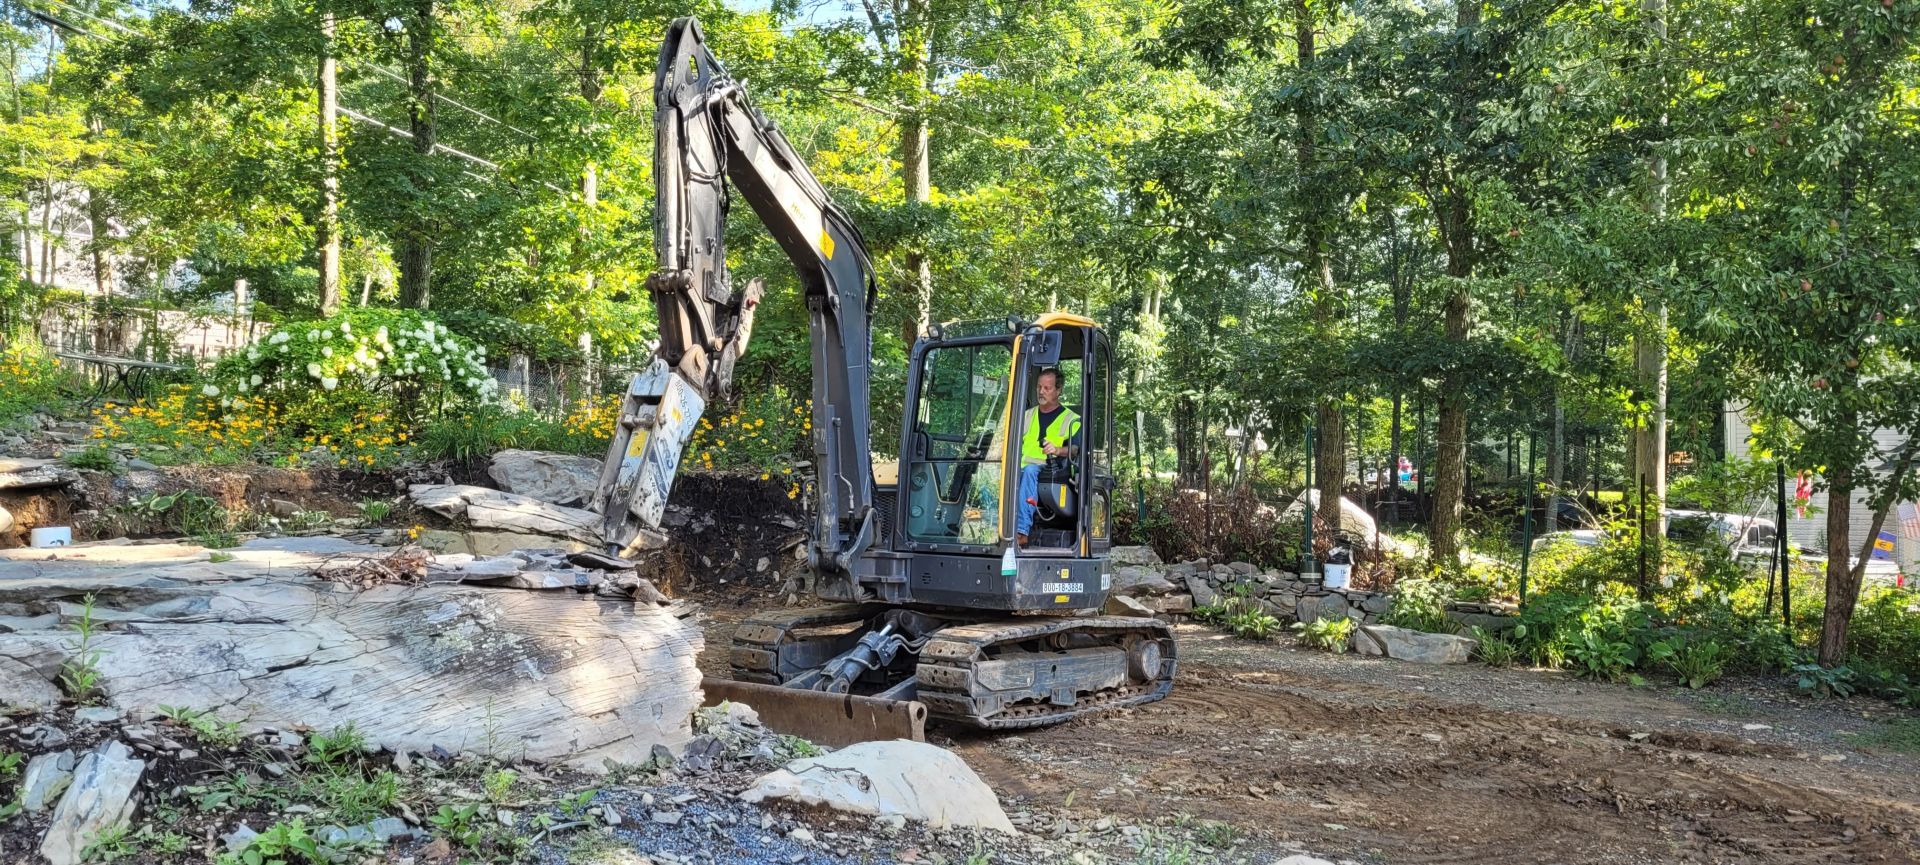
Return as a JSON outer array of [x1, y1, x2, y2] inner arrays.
[[591, 17, 1176, 741]]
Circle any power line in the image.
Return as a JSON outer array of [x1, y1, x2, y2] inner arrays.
[[18, 0, 552, 194]]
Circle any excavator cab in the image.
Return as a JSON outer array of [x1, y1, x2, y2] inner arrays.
[[891, 313, 1114, 608]]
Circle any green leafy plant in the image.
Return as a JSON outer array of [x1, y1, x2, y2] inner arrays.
[[1384, 577, 1455, 634], [1794, 663, 1856, 699], [1855, 718, 1920, 755], [215, 818, 325, 865], [305, 724, 368, 766], [1226, 604, 1283, 640], [1293, 616, 1355, 653], [1567, 629, 1640, 682], [356, 499, 393, 523], [158, 705, 245, 748], [209, 551, 235, 563], [1469, 626, 1519, 667], [1648, 636, 1729, 689], [62, 446, 119, 473], [777, 734, 824, 759], [1190, 604, 1228, 625], [80, 823, 134, 862], [298, 768, 399, 823], [482, 768, 517, 804], [60, 593, 106, 703]]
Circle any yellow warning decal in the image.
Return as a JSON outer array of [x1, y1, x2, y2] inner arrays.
[[1059, 568, 1070, 580], [1054, 595, 1070, 604], [820, 230, 836, 259], [625, 430, 650, 458]]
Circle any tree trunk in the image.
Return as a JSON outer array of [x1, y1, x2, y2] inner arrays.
[[1295, 0, 1346, 536], [85, 183, 111, 298], [1427, 0, 1481, 569], [1631, 0, 1671, 593], [398, 0, 436, 310], [899, 0, 933, 336], [316, 6, 342, 315], [1818, 460, 1855, 667], [1546, 310, 1576, 529]]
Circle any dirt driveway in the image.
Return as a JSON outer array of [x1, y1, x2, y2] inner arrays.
[[701, 612, 1920, 864], [949, 626, 1920, 865]]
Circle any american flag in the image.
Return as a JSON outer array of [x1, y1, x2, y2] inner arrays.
[[1900, 501, 1920, 539]]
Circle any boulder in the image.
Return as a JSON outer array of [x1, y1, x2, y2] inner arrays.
[[0, 538, 703, 771], [1295, 592, 1349, 623], [741, 740, 1015, 833], [1149, 594, 1193, 615], [1110, 565, 1176, 598], [1184, 574, 1219, 608], [20, 749, 77, 813], [487, 450, 602, 508], [41, 741, 146, 865], [1354, 625, 1477, 664], [409, 484, 603, 546], [1279, 490, 1379, 548], [0, 502, 12, 534], [1228, 561, 1257, 576], [1108, 546, 1163, 567]]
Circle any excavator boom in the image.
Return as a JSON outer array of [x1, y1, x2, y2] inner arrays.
[[595, 17, 879, 571]]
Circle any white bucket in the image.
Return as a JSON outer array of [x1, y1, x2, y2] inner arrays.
[[30, 526, 73, 548], [1322, 562, 1351, 590]]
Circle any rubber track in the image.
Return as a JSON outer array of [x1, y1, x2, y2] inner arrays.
[[728, 604, 885, 684], [915, 616, 1178, 729]]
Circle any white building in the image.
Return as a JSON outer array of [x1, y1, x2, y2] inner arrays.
[[1723, 404, 1918, 574]]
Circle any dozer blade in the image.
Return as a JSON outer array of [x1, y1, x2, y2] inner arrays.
[[700, 677, 927, 748]]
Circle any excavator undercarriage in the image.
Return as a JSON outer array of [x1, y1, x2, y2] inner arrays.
[[729, 605, 1177, 731]]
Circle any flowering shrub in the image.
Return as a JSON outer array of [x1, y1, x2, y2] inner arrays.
[[686, 390, 810, 497], [91, 388, 278, 465], [0, 340, 68, 422], [211, 308, 497, 409]]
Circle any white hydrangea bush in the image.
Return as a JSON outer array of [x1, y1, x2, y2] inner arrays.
[[211, 308, 500, 404]]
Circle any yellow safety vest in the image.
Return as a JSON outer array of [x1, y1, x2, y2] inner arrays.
[[1022, 406, 1080, 465]]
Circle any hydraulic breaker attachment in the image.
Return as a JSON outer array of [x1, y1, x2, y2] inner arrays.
[[700, 677, 928, 748], [593, 359, 706, 557]]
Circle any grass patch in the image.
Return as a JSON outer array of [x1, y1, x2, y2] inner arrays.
[[1856, 718, 1920, 755]]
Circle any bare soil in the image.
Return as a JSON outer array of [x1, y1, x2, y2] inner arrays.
[[700, 612, 1920, 865]]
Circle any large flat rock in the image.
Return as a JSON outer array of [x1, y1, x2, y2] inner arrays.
[[0, 538, 702, 770], [741, 740, 1015, 833], [1354, 624, 1476, 664], [488, 449, 601, 508]]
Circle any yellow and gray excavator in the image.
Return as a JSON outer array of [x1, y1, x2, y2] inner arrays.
[[592, 17, 1175, 741]]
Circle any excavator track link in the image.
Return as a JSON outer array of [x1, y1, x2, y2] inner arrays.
[[728, 604, 888, 685], [915, 616, 1176, 729]]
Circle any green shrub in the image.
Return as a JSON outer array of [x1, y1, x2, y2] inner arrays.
[[1648, 635, 1729, 689], [215, 818, 325, 865], [1469, 626, 1518, 667], [1385, 577, 1455, 634], [0, 340, 68, 422], [1226, 604, 1283, 640], [1794, 663, 1855, 699], [62, 446, 119, 473], [1293, 616, 1354, 653], [212, 308, 496, 408]]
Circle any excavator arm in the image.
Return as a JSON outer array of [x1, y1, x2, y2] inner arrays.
[[594, 17, 880, 574]]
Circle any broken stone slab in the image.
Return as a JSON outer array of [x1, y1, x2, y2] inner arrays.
[[41, 740, 146, 865], [1107, 546, 1163, 567], [740, 740, 1015, 833], [1354, 625, 1477, 664], [1148, 594, 1193, 615], [408, 484, 603, 546], [417, 529, 590, 558], [487, 450, 601, 508], [0, 561, 703, 771], [1184, 574, 1219, 609], [1110, 565, 1176, 598], [0, 464, 80, 490], [20, 749, 77, 813], [1103, 594, 1154, 617]]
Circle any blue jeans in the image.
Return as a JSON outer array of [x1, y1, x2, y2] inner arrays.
[[1016, 463, 1042, 537]]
